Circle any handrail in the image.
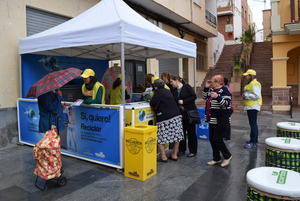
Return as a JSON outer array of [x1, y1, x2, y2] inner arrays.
[[290, 96, 293, 119]]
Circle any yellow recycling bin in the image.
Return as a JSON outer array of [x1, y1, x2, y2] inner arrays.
[[124, 125, 157, 181], [125, 102, 155, 127]]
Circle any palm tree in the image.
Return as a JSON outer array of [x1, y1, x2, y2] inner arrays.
[[239, 24, 256, 45]]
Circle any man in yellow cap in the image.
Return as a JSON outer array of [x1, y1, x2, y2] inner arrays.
[[81, 69, 105, 104], [142, 75, 170, 101], [242, 69, 262, 149], [152, 76, 170, 90]]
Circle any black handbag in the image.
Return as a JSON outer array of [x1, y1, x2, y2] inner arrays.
[[187, 110, 201, 124]]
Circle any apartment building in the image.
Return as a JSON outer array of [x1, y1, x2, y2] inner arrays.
[[217, 0, 253, 44], [263, 9, 272, 41]]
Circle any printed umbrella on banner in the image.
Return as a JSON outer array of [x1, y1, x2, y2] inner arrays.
[[26, 67, 82, 97], [101, 66, 132, 103]]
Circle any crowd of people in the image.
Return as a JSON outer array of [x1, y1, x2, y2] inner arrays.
[[37, 67, 262, 168], [149, 69, 262, 167]]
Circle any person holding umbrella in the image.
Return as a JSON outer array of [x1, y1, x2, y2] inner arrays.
[[81, 69, 105, 104], [27, 67, 83, 133], [37, 90, 64, 133]]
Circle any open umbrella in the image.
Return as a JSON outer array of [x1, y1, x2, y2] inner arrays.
[[27, 68, 82, 97]]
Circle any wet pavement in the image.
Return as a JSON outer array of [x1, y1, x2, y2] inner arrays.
[[1, 112, 300, 201]]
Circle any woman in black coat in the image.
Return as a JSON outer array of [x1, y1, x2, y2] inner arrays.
[[170, 75, 198, 157], [150, 79, 184, 162]]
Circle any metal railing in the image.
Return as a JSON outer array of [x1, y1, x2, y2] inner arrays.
[[205, 10, 217, 26]]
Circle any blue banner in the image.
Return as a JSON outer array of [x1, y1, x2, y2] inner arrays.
[[18, 100, 121, 166], [21, 54, 108, 98], [196, 107, 209, 140]]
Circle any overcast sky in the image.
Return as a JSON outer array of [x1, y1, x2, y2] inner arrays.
[[247, 0, 271, 41]]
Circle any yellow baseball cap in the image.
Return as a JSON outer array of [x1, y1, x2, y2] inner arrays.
[[117, 74, 122, 79], [243, 69, 256, 76], [81, 69, 95, 78]]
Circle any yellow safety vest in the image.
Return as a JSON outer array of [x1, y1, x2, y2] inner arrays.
[[82, 82, 105, 104], [110, 85, 122, 105], [146, 84, 170, 97], [244, 79, 262, 107]]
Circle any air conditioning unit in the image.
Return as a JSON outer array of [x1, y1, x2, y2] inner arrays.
[[225, 24, 233, 33]]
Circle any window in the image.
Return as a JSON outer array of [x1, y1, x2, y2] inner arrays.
[[196, 55, 207, 71], [196, 42, 207, 71], [26, 7, 70, 36]]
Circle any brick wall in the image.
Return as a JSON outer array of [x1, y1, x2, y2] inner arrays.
[[217, 15, 234, 41], [241, 0, 249, 32], [272, 87, 291, 106], [217, 6, 232, 12]]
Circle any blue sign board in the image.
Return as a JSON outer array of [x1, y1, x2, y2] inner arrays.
[[18, 100, 121, 167], [196, 107, 209, 140]]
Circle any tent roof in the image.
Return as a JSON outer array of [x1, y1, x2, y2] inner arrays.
[[19, 0, 196, 59]]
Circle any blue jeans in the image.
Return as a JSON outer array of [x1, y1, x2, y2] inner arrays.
[[247, 110, 258, 143]]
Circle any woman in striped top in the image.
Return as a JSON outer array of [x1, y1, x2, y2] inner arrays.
[[203, 75, 232, 167]]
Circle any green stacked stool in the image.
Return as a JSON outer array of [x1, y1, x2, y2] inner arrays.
[[265, 137, 300, 173], [277, 122, 300, 139], [247, 167, 300, 201]]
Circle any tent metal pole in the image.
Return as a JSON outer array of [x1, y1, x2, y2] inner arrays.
[[194, 58, 196, 92], [19, 55, 22, 98], [121, 43, 125, 105]]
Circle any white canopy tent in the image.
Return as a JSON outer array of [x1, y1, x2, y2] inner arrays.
[[19, 0, 197, 104]]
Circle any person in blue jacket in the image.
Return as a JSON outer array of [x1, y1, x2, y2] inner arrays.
[[37, 89, 65, 133]]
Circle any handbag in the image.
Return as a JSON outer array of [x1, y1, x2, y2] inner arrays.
[[187, 110, 201, 124]]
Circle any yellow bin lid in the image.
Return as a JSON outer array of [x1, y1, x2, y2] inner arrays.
[[125, 125, 157, 135]]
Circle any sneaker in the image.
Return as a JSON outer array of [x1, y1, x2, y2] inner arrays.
[[244, 142, 256, 149], [207, 160, 222, 166], [186, 153, 196, 158], [221, 156, 232, 167]]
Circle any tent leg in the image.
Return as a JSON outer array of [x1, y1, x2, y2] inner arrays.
[[121, 43, 125, 105], [19, 55, 22, 98], [194, 58, 196, 92]]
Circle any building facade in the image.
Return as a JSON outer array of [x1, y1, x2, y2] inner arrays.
[[0, 0, 218, 147], [217, 0, 252, 44], [125, 0, 218, 86], [263, 9, 272, 41], [271, 0, 300, 113]]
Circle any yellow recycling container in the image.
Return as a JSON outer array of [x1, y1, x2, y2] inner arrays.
[[125, 102, 154, 127], [124, 125, 157, 181]]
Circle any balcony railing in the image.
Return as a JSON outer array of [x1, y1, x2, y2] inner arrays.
[[290, 0, 300, 23], [206, 10, 217, 26]]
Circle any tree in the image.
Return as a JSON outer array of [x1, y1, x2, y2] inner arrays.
[[238, 24, 256, 45]]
